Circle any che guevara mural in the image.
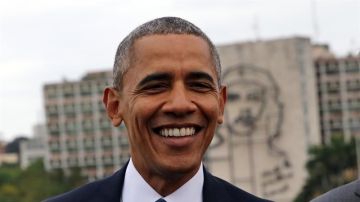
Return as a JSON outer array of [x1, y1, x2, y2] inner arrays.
[[207, 64, 293, 197]]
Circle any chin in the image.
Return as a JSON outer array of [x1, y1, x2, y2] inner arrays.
[[158, 157, 200, 177]]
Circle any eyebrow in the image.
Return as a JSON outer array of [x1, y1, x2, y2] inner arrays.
[[186, 71, 215, 84], [137, 72, 172, 87]]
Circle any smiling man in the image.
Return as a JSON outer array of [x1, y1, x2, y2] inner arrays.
[[45, 17, 271, 202]]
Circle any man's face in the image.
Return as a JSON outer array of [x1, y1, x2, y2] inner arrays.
[[110, 34, 226, 178], [225, 81, 265, 135]]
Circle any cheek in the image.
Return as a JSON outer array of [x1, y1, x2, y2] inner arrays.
[[125, 100, 155, 149], [195, 94, 221, 121], [253, 104, 262, 113], [127, 96, 163, 126]]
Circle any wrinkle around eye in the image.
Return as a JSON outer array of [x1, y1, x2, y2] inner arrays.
[[188, 82, 217, 93], [133, 83, 170, 95]]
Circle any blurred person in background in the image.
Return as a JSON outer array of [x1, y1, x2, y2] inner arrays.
[[310, 179, 360, 202]]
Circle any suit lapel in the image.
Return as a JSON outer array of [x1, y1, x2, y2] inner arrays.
[[98, 161, 128, 202], [202, 167, 219, 202], [202, 167, 232, 202]]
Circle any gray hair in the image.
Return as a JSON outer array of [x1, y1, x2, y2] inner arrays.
[[112, 16, 221, 90]]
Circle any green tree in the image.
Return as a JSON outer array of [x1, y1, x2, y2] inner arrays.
[[0, 160, 85, 202], [0, 164, 22, 202], [294, 135, 358, 202]]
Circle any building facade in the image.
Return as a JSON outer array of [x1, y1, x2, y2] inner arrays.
[[43, 71, 130, 180], [0, 153, 18, 166], [205, 37, 321, 202], [20, 124, 48, 169], [313, 46, 360, 143], [0, 140, 18, 165]]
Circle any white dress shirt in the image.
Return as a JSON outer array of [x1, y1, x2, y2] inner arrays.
[[122, 159, 203, 202]]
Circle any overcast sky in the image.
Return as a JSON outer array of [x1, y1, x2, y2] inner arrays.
[[0, 0, 359, 141]]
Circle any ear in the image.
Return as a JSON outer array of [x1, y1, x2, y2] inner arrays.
[[217, 86, 227, 124], [103, 87, 123, 127]]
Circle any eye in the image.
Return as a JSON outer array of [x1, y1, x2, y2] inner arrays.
[[247, 91, 262, 101], [188, 81, 214, 92], [228, 93, 240, 101], [140, 82, 169, 94]]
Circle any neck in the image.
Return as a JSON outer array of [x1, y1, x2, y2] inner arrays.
[[132, 160, 201, 196]]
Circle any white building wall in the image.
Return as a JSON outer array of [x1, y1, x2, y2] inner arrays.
[[206, 37, 321, 202]]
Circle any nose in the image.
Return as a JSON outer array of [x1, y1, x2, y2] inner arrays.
[[162, 82, 196, 117]]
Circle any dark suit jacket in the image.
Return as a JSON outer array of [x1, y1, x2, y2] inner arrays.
[[44, 162, 272, 202], [310, 179, 360, 202]]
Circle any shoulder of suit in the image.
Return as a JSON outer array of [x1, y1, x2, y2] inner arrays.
[[311, 180, 360, 202], [43, 169, 123, 202], [43, 176, 110, 202], [207, 173, 273, 202]]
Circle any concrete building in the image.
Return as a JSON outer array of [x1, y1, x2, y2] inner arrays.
[[43, 71, 130, 180], [205, 37, 321, 202], [0, 140, 18, 166], [0, 153, 18, 166], [313, 45, 360, 143], [20, 124, 48, 169], [0, 141, 5, 153]]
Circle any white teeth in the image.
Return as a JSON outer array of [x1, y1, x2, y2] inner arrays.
[[173, 128, 180, 136], [159, 127, 196, 137], [180, 128, 186, 136]]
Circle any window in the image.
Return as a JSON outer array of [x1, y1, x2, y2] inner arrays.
[[345, 61, 359, 73], [80, 83, 91, 96], [63, 84, 74, 98], [326, 62, 339, 74], [45, 86, 57, 99]]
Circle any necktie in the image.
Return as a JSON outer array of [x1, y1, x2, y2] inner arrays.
[[155, 198, 166, 202]]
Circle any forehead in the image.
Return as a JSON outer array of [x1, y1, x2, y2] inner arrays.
[[132, 34, 211, 62], [123, 34, 217, 83]]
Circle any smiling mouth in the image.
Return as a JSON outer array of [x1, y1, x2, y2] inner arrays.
[[153, 126, 202, 137]]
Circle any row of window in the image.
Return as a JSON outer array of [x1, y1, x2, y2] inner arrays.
[[48, 127, 125, 138], [49, 137, 129, 151], [325, 106, 360, 112], [328, 119, 360, 127], [321, 79, 360, 93], [45, 81, 110, 99], [326, 125, 360, 132], [328, 98, 360, 104], [46, 101, 105, 115], [49, 154, 129, 168], [325, 99, 360, 109], [48, 119, 114, 135], [316, 61, 360, 74]]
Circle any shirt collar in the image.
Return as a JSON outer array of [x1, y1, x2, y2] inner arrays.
[[122, 159, 203, 202]]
